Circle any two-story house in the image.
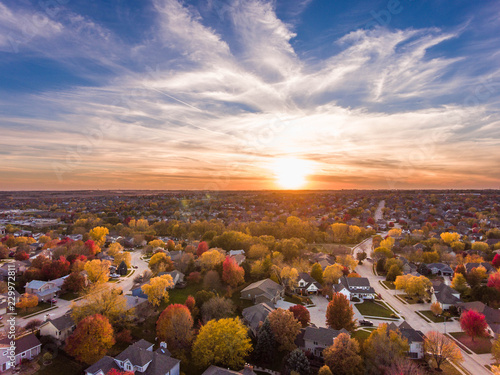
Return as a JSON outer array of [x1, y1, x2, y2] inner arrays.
[[388, 321, 425, 359], [241, 279, 284, 305], [295, 273, 321, 295], [430, 280, 462, 310], [333, 276, 377, 300], [85, 339, 180, 375], [242, 303, 275, 336]]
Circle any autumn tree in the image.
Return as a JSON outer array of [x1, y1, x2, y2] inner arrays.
[[89, 226, 109, 247], [364, 324, 409, 375], [201, 297, 235, 322], [323, 264, 344, 285], [16, 293, 38, 311], [430, 302, 443, 316], [280, 266, 299, 290], [286, 349, 310, 375], [222, 256, 245, 287], [248, 244, 269, 259], [107, 369, 134, 375], [326, 293, 356, 331], [148, 252, 174, 275], [141, 275, 174, 306], [318, 366, 333, 375], [289, 305, 310, 327], [268, 308, 301, 351], [192, 318, 252, 369], [440, 232, 460, 245], [492, 336, 500, 363], [460, 309, 488, 342], [203, 270, 222, 290], [394, 274, 432, 299], [493, 254, 500, 269], [156, 304, 194, 356], [71, 286, 130, 327], [323, 332, 363, 375], [386, 358, 425, 375], [451, 273, 468, 294], [424, 331, 463, 370], [336, 254, 358, 270], [107, 242, 124, 257], [196, 241, 209, 257], [310, 263, 324, 284], [84, 259, 111, 284], [488, 272, 500, 293], [63, 272, 86, 293], [65, 314, 115, 364], [199, 249, 225, 270], [472, 241, 489, 252]]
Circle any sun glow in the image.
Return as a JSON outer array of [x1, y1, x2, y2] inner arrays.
[[272, 158, 312, 189]]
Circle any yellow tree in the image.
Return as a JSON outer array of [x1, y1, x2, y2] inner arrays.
[[388, 228, 402, 238], [107, 242, 123, 257], [71, 286, 130, 326], [114, 252, 132, 268], [148, 239, 165, 249], [336, 254, 358, 270], [430, 302, 443, 316], [451, 273, 468, 294], [440, 232, 460, 245], [323, 264, 344, 284], [331, 223, 349, 242], [424, 331, 463, 370], [406, 275, 432, 299], [84, 259, 110, 284], [199, 249, 225, 270], [89, 226, 109, 247], [148, 252, 173, 275], [16, 293, 38, 311], [192, 318, 252, 369], [380, 237, 395, 250], [280, 266, 299, 290], [141, 275, 174, 306]]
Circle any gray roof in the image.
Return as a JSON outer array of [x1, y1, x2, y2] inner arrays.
[[242, 303, 274, 333], [297, 273, 321, 289], [45, 313, 75, 331], [303, 326, 348, 346], [433, 282, 461, 305], [241, 279, 284, 301], [0, 334, 41, 355], [25, 280, 47, 290], [85, 356, 117, 375], [202, 365, 257, 375]]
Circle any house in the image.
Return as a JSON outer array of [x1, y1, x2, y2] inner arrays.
[[202, 365, 257, 375], [24, 280, 60, 302], [295, 273, 321, 295], [159, 270, 185, 287], [421, 263, 453, 277], [125, 295, 149, 310], [0, 333, 42, 372], [457, 301, 500, 338], [241, 279, 284, 305], [230, 254, 246, 266], [430, 281, 462, 310], [333, 276, 376, 300], [229, 250, 245, 257], [242, 303, 275, 336], [399, 257, 418, 275], [39, 313, 76, 342], [310, 253, 335, 270], [85, 339, 180, 375], [0, 261, 28, 281], [298, 326, 349, 357], [388, 321, 425, 359], [465, 262, 496, 274]]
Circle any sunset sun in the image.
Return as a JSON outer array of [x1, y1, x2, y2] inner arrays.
[[272, 158, 312, 189]]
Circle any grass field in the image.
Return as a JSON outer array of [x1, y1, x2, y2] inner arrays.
[[355, 300, 395, 318], [419, 310, 451, 323], [449, 332, 492, 354]]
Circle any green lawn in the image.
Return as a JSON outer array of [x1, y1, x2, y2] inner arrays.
[[419, 310, 452, 323], [355, 300, 395, 318], [59, 292, 80, 301], [382, 280, 395, 289], [449, 332, 492, 354], [17, 302, 54, 317], [352, 328, 375, 344], [37, 351, 85, 375]]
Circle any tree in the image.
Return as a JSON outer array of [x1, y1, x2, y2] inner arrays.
[[24, 319, 43, 333], [323, 332, 363, 375], [280, 266, 299, 290], [196, 241, 209, 257], [388, 228, 402, 238], [268, 308, 301, 352], [323, 264, 344, 285], [254, 319, 275, 365], [192, 318, 252, 369], [84, 259, 110, 284], [460, 309, 488, 342], [385, 358, 425, 375], [493, 254, 500, 269], [337, 254, 357, 270], [185, 295, 196, 312], [201, 297, 235, 322], [71, 286, 130, 327], [451, 273, 468, 294], [248, 244, 269, 259], [286, 349, 310, 375], [148, 252, 174, 275], [199, 249, 225, 270], [380, 237, 395, 250], [395, 275, 431, 299], [318, 366, 333, 375], [488, 272, 500, 293], [430, 302, 443, 316], [441, 232, 460, 245], [63, 272, 86, 293], [107, 370, 134, 375], [107, 242, 124, 257], [424, 331, 463, 370], [289, 305, 310, 327], [373, 247, 392, 260], [65, 314, 115, 364], [89, 226, 109, 247], [203, 270, 222, 290], [42, 256, 71, 280], [325, 293, 356, 331], [310, 263, 324, 284], [356, 251, 367, 263], [222, 256, 245, 287], [114, 252, 132, 268], [364, 324, 409, 375], [386, 264, 402, 282], [16, 293, 38, 310], [141, 275, 174, 306], [156, 304, 194, 355], [492, 336, 500, 363], [472, 242, 490, 252], [117, 260, 128, 276]]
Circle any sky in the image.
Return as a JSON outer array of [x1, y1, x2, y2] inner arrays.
[[0, 0, 499, 190]]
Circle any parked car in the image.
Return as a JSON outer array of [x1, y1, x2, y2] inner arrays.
[[50, 299, 57, 304], [359, 319, 373, 326]]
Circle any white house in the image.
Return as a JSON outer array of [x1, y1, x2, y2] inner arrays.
[[295, 273, 321, 295], [333, 276, 377, 300]]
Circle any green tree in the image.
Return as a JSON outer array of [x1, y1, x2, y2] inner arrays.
[[254, 319, 275, 365], [310, 263, 324, 284], [286, 349, 310, 375]]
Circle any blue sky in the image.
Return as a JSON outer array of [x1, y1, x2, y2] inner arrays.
[[0, 0, 499, 190]]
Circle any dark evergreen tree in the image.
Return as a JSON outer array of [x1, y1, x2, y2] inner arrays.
[[117, 261, 128, 275], [254, 318, 275, 365], [286, 349, 310, 375]]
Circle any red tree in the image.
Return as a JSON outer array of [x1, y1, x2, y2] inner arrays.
[[156, 304, 194, 355], [460, 310, 488, 342], [62, 272, 86, 293], [222, 256, 245, 288], [42, 256, 71, 280], [455, 264, 466, 275], [196, 241, 209, 257], [289, 304, 310, 327], [185, 295, 196, 312], [107, 370, 134, 375], [84, 240, 99, 256], [487, 272, 500, 293], [187, 271, 201, 284], [492, 254, 500, 269], [15, 251, 29, 261]]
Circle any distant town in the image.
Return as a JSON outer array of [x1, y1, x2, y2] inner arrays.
[[0, 190, 499, 375]]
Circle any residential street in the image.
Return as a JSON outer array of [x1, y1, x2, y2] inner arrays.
[[352, 201, 493, 375]]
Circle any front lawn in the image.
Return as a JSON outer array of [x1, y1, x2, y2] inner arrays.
[[419, 310, 452, 323], [352, 328, 375, 344], [449, 332, 492, 354], [401, 294, 427, 304], [37, 351, 85, 375], [59, 292, 80, 301], [355, 300, 395, 318], [382, 281, 395, 289], [17, 302, 54, 317]]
